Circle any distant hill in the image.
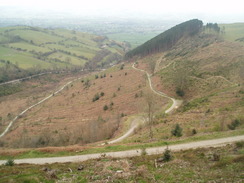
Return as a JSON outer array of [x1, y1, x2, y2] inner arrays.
[[125, 19, 203, 58], [219, 23, 244, 45], [0, 26, 127, 83]]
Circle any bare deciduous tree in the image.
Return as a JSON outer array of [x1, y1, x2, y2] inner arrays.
[[144, 92, 157, 139]]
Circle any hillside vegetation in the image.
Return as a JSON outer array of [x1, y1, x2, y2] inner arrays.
[[122, 20, 244, 145], [0, 26, 127, 83], [0, 20, 243, 159], [125, 19, 203, 58]]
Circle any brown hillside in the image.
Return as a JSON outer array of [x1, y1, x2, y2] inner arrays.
[[1, 64, 168, 148]]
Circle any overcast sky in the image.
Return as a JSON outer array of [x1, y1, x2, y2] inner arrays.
[[0, 0, 243, 22]]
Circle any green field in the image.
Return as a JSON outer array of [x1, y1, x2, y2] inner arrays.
[[220, 23, 244, 44], [48, 52, 86, 66], [9, 42, 52, 53], [0, 46, 51, 69], [107, 32, 161, 48], [0, 26, 126, 76]]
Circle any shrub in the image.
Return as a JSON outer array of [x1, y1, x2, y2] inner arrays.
[[5, 159, 14, 166], [163, 147, 172, 162], [135, 93, 139, 98], [100, 92, 104, 97], [192, 129, 197, 135], [228, 119, 240, 130], [176, 88, 185, 97], [206, 109, 211, 113], [84, 79, 90, 88], [235, 141, 244, 148], [103, 105, 108, 111], [120, 64, 124, 70], [141, 147, 147, 156], [171, 124, 183, 137], [95, 75, 99, 79], [92, 93, 100, 102]]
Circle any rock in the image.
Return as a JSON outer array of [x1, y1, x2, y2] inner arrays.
[[41, 167, 51, 172], [46, 169, 57, 179], [116, 170, 123, 173], [157, 158, 164, 163], [77, 165, 84, 171], [212, 153, 220, 161]]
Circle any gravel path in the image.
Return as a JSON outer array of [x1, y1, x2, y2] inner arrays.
[[1, 135, 243, 165]]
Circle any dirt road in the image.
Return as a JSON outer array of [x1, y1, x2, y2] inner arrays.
[[0, 72, 51, 86], [107, 117, 145, 144], [0, 76, 83, 138], [107, 63, 182, 144], [132, 62, 182, 114], [0, 135, 243, 165]]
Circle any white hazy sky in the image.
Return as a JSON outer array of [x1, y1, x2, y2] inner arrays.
[[0, 0, 244, 22], [0, 0, 243, 13]]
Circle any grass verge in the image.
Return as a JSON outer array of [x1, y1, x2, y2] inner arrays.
[[0, 129, 243, 160]]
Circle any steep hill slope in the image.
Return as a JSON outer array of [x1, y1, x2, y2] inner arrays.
[[123, 20, 244, 144], [0, 63, 168, 148], [125, 19, 203, 58]]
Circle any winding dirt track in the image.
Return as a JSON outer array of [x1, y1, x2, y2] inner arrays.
[[132, 62, 182, 113], [0, 76, 83, 138], [0, 63, 243, 165], [107, 117, 146, 144], [0, 135, 243, 165], [107, 63, 182, 144], [0, 72, 51, 86]]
